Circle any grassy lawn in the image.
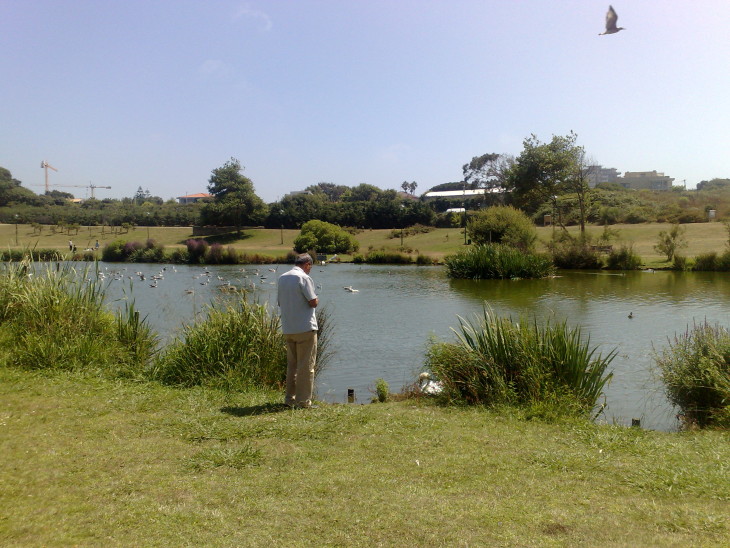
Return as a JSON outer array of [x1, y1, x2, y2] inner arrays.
[[1, 222, 727, 267], [1, 367, 728, 546]]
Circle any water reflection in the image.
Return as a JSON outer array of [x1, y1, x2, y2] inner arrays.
[[97, 263, 730, 432]]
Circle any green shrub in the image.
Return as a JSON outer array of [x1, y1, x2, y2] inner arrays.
[[692, 252, 718, 271], [467, 206, 537, 251], [444, 243, 554, 279], [655, 321, 730, 428], [365, 250, 412, 264], [426, 307, 615, 416], [549, 237, 603, 269], [374, 378, 389, 402], [294, 220, 359, 254], [605, 245, 642, 270]]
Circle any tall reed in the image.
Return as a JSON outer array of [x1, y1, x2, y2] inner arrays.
[[654, 321, 730, 427], [151, 299, 286, 389], [444, 243, 554, 279], [426, 307, 615, 417], [0, 260, 156, 377]]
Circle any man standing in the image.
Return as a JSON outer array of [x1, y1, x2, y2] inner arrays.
[[277, 253, 319, 409]]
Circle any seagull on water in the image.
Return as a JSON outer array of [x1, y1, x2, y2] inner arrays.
[[599, 5, 625, 35]]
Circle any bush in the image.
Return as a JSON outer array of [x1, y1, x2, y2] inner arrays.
[[445, 243, 554, 279], [374, 378, 389, 402], [549, 237, 603, 269], [605, 245, 642, 270], [294, 220, 359, 254], [426, 307, 615, 416], [655, 321, 730, 428], [365, 250, 412, 264], [467, 206, 537, 251]]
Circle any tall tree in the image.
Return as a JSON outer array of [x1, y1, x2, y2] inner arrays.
[[201, 158, 268, 227], [462, 153, 511, 191], [506, 132, 590, 233]]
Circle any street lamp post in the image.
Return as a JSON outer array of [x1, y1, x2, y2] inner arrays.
[[14, 215, 19, 246], [280, 210, 284, 245], [146, 212, 150, 240]]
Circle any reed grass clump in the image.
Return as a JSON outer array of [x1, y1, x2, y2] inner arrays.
[[0, 261, 157, 377], [605, 244, 642, 270], [426, 307, 615, 418], [152, 301, 334, 391], [364, 250, 412, 264], [151, 299, 285, 389], [444, 243, 554, 279], [654, 321, 730, 428]]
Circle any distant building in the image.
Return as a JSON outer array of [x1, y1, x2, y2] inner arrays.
[[617, 171, 674, 191], [423, 189, 495, 199], [177, 193, 212, 204], [586, 166, 620, 188]]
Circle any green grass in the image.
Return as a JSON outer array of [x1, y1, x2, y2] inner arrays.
[[1, 367, 728, 546], [2, 221, 730, 267]]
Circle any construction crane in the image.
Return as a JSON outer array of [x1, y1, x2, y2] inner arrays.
[[89, 184, 112, 199], [40, 161, 58, 193]]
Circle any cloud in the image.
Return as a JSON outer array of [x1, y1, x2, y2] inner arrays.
[[234, 3, 273, 32]]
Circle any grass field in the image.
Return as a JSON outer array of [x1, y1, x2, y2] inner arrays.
[[1, 368, 728, 546], [1, 221, 727, 267]]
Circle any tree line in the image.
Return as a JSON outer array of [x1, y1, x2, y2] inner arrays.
[[3, 133, 730, 231]]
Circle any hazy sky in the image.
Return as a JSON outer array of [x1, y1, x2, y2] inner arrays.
[[2, 1, 729, 202]]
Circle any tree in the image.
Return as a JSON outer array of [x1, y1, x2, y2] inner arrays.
[[400, 181, 418, 195], [462, 153, 512, 191], [654, 223, 687, 261], [201, 158, 268, 227], [506, 132, 590, 234], [0, 167, 38, 207]]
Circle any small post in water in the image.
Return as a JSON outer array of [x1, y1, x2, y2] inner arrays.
[[347, 388, 355, 403]]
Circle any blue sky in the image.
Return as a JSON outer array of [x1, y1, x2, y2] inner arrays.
[[2, 1, 729, 202]]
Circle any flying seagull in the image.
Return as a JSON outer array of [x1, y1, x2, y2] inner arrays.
[[599, 5, 625, 35]]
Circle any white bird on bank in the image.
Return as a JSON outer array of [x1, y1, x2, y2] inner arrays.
[[418, 372, 443, 395]]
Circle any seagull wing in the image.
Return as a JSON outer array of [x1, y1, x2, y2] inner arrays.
[[605, 5, 619, 32]]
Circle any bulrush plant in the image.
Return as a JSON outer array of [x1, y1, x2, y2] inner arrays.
[[0, 260, 156, 376], [152, 302, 334, 390], [151, 299, 286, 389], [655, 321, 730, 427], [426, 307, 615, 418], [444, 243, 554, 279]]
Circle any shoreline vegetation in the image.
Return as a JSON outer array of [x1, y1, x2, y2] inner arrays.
[[2, 221, 730, 270], [1, 249, 729, 544]]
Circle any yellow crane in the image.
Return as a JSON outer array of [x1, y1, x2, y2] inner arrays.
[[40, 161, 58, 193]]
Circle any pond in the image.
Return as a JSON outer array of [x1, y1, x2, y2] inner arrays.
[[99, 262, 730, 432]]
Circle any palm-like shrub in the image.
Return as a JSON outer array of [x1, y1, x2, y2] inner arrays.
[[426, 307, 615, 417], [655, 321, 730, 427]]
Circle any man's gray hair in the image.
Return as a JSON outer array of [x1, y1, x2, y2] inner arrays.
[[294, 253, 313, 265]]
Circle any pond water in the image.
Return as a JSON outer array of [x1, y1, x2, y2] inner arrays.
[[98, 262, 730, 432]]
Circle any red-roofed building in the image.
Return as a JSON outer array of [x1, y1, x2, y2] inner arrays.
[[177, 193, 212, 204]]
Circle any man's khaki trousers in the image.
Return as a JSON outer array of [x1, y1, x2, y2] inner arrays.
[[285, 331, 317, 408]]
